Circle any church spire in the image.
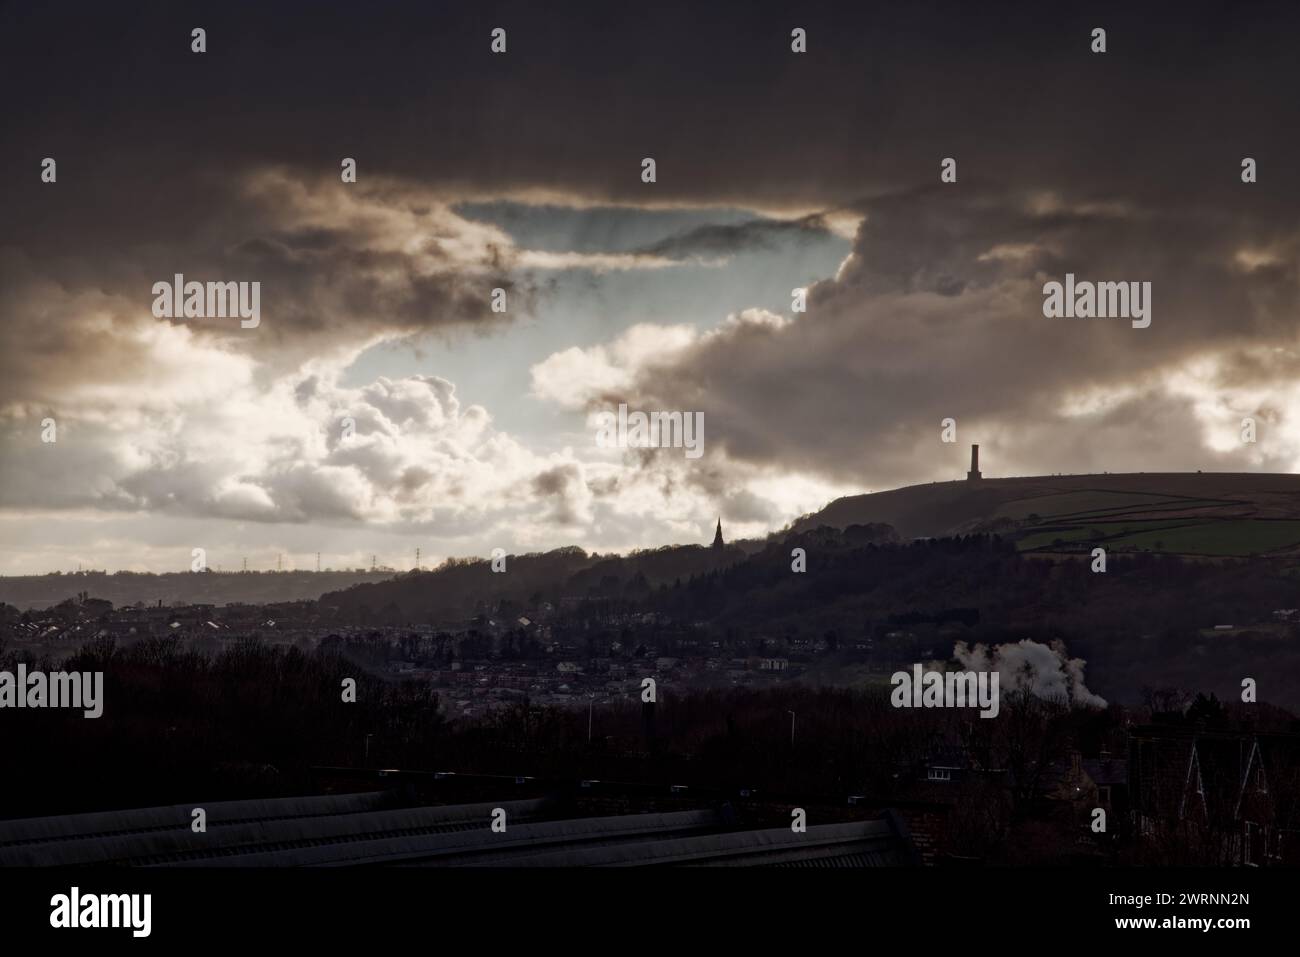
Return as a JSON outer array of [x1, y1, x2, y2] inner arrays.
[[711, 518, 724, 550]]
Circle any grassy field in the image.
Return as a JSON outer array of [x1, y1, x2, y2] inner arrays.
[[1017, 518, 1300, 556], [1015, 518, 1194, 551], [1108, 519, 1300, 556], [992, 490, 1220, 521]]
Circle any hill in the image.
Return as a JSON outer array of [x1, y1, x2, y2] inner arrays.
[[790, 472, 1300, 558], [0, 570, 401, 611], [318, 543, 754, 624]]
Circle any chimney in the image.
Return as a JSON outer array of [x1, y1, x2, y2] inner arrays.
[[967, 444, 982, 482]]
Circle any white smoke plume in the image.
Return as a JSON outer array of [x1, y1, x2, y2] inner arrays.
[[952, 639, 1106, 708]]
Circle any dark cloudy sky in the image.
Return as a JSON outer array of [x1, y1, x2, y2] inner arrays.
[[2, 0, 1298, 573]]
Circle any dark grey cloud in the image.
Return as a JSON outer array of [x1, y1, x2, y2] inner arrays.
[[530, 463, 592, 526], [5, 1, 1300, 218], [0, 167, 533, 412], [4, 1, 1293, 398], [609, 184, 1300, 485], [2, 0, 1299, 569]]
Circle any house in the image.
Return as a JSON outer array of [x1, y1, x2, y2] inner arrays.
[[1082, 753, 1129, 817], [1129, 726, 1300, 866], [1236, 733, 1300, 866], [919, 743, 979, 785], [1049, 750, 1130, 840]]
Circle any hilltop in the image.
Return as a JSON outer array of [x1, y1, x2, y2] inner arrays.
[[789, 472, 1300, 558]]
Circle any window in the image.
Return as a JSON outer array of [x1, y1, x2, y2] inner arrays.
[[927, 768, 952, 783]]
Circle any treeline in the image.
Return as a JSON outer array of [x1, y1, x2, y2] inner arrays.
[[0, 637, 443, 819], [319, 542, 745, 623], [322, 526, 1296, 638]]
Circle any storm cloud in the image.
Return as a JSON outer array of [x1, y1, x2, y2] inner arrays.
[[3, 0, 1299, 571]]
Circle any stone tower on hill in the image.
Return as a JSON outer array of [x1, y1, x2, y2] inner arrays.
[[711, 518, 724, 549]]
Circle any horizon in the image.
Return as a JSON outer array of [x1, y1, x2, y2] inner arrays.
[[9, 462, 1300, 579], [8, 464, 1300, 576]]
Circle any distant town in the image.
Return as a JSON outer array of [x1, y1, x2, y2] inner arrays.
[[1, 576, 847, 721]]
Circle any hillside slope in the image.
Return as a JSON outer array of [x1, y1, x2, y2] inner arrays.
[[790, 472, 1300, 554]]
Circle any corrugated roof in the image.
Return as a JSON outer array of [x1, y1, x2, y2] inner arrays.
[[0, 792, 917, 868], [0, 795, 550, 867]]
